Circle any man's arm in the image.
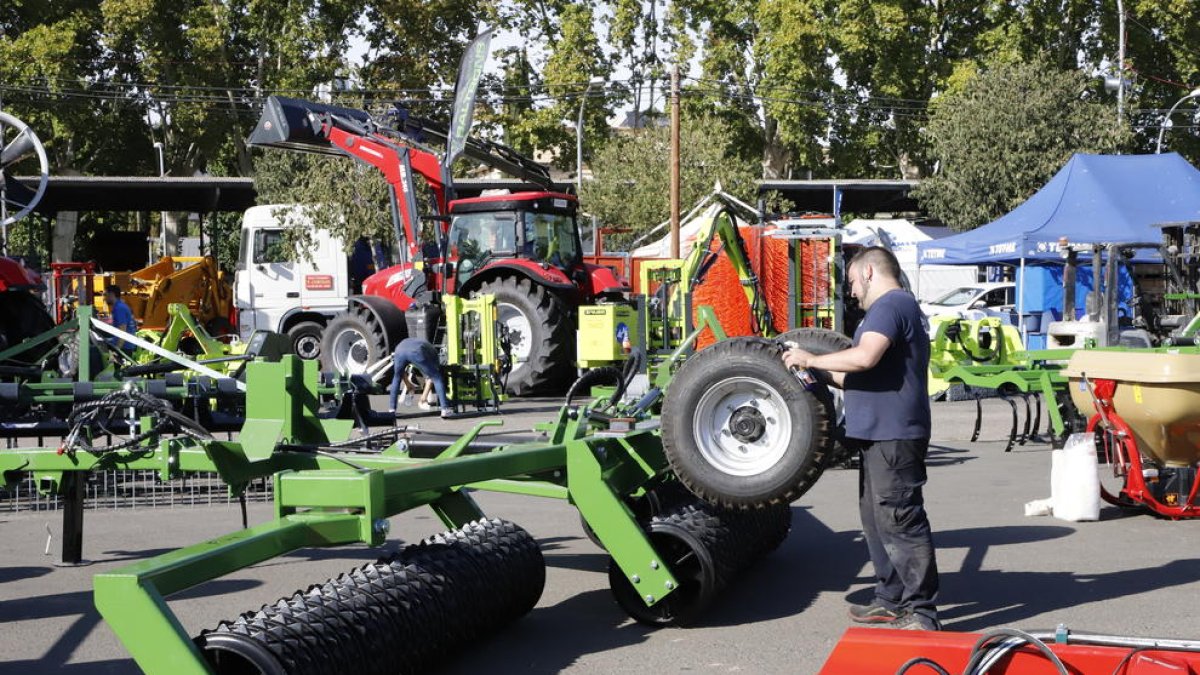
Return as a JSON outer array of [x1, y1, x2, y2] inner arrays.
[[808, 332, 890, 372], [782, 331, 892, 388]]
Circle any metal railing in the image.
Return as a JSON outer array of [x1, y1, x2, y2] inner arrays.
[[0, 469, 273, 512]]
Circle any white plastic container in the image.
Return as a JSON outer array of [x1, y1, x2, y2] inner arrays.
[[1051, 433, 1101, 522]]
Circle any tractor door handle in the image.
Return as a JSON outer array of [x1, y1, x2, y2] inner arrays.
[[286, 292, 299, 298]]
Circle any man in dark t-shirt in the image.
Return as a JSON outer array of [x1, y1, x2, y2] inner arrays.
[[782, 246, 940, 631]]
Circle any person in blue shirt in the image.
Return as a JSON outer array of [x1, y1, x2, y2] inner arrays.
[[782, 246, 940, 632], [388, 337, 452, 418], [104, 285, 139, 352]]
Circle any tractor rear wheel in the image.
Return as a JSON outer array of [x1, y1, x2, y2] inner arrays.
[[661, 337, 829, 509], [476, 276, 572, 396], [320, 310, 394, 377]]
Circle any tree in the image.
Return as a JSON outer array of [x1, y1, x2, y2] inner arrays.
[[912, 56, 1127, 231], [251, 148, 395, 262], [581, 115, 761, 249]]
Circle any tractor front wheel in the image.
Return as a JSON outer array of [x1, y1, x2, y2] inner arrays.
[[320, 310, 393, 377]]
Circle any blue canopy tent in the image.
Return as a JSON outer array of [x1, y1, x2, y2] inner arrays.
[[916, 153, 1200, 345]]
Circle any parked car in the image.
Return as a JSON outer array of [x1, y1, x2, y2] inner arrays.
[[920, 282, 1016, 320]]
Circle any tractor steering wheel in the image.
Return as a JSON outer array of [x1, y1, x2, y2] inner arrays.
[[0, 111, 50, 229]]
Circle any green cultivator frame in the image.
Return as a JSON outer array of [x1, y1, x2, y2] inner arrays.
[[1, 351, 803, 673]]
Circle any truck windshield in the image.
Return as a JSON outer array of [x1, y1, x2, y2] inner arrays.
[[523, 212, 578, 268], [450, 212, 517, 276]]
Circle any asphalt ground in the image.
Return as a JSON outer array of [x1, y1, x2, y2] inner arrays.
[[3, 396, 1200, 674]]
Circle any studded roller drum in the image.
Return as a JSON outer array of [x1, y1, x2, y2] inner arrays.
[[608, 486, 792, 626], [196, 518, 544, 675], [660, 336, 830, 509]]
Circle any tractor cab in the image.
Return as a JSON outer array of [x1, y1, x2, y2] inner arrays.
[[447, 192, 583, 293]]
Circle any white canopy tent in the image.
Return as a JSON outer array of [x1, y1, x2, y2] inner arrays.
[[842, 218, 978, 301]]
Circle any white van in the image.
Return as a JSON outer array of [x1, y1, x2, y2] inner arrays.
[[233, 205, 351, 359]]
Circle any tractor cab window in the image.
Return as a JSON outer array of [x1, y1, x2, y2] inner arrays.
[[253, 229, 289, 264], [450, 212, 517, 278], [522, 212, 579, 268]]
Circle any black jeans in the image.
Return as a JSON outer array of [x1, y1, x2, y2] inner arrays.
[[858, 438, 939, 621]]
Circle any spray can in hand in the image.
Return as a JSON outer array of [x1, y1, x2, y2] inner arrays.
[[782, 340, 818, 391], [791, 367, 818, 391]]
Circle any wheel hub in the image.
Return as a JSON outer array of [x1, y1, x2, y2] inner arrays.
[[729, 405, 767, 443], [497, 302, 532, 364], [692, 376, 793, 477]]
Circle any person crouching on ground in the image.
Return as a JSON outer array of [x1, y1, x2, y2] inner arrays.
[[388, 337, 453, 418], [781, 246, 941, 631]]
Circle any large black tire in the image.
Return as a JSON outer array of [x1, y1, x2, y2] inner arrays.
[[319, 309, 396, 377], [661, 337, 829, 509], [476, 276, 572, 396], [776, 328, 852, 468], [0, 291, 55, 365], [287, 321, 324, 361]]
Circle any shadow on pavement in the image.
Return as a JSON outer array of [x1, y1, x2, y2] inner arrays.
[[698, 506, 864, 627], [443, 588, 657, 674], [927, 443, 974, 467], [836, 524, 1200, 632], [939, 557, 1200, 631], [0, 565, 53, 584], [0, 578, 265, 675]]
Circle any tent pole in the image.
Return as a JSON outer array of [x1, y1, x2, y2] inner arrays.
[[1018, 256, 1026, 345]]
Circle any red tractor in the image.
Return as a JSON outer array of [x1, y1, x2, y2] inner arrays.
[[248, 96, 626, 394]]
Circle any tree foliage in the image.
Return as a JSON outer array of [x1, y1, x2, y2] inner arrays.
[[581, 115, 760, 249], [251, 149, 394, 261], [5, 0, 1200, 260], [912, 56, 1127, 231]]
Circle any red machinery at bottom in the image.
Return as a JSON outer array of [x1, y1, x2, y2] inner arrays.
[[822, 626, 1200, 674]]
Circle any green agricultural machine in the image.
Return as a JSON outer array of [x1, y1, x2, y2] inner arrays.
[[1, 325, 835, 673]]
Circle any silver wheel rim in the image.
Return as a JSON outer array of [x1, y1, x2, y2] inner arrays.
[[693, 376, 793, 477], [330, 327, 371, 374], [497, 301, 533, 368], [293, 333, 320, 360]]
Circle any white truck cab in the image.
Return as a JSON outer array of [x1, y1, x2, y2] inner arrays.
[[234, 205, 351, 359]]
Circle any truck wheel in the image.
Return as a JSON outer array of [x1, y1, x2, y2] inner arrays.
[[476, 276, 572, 396], [320, 310, 390, 377], [661, 337, 829, 509], [287, 321, 324, 361], [776, 328, 851, 468]]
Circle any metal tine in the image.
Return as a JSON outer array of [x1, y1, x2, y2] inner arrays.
[[999, 394, 1019, 452], [971, 393, 983, 443]]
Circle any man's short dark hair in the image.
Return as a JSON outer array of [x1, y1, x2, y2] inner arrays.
[[105, 285, 122, 298], [849, 246, 902, 281]]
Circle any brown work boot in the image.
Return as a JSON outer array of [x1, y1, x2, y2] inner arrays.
[[848, 603, 903, 624]]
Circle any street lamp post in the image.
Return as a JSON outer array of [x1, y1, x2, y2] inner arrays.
[[1156, 88, 1200, 154], [576, 77, 604, 195], [152, 141, 165, 258]]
